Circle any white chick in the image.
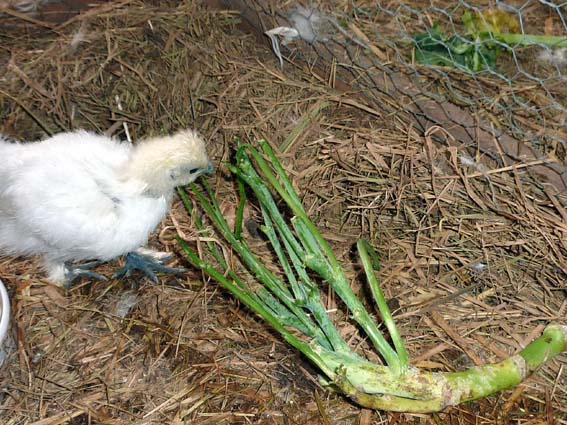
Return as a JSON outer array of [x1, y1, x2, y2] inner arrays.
[[0, 129, 212, 286]]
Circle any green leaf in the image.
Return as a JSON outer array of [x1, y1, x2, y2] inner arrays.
[[413, 25, 497, 72]]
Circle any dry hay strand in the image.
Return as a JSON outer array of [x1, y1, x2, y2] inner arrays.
[[0, 0, 566, 423]]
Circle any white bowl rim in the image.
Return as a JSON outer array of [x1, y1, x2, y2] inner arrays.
[[0, 279, 10, 346]]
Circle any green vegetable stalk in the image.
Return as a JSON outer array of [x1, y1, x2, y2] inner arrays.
[[413, 9, 567, 72], [177, 141, 566, 412]]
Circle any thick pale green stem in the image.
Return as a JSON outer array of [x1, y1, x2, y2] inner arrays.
[[443, 323, 567, 405], [321, 324, 567, 412]]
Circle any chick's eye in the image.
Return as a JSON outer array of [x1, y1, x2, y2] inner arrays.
[[188, 168, 199, 174]]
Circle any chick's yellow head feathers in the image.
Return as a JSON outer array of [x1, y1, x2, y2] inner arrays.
[[125, 130, 212, 196]]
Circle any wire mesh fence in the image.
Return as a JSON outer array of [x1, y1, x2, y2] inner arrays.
[[241, 0, 567, 192], [366, 1, 566, 153]]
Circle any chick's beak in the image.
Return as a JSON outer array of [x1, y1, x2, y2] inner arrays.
[[205, 161, 214, 174]]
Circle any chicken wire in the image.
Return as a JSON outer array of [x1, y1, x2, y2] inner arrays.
[[239, 0, 567, 192], [360, 1, 567, 150]]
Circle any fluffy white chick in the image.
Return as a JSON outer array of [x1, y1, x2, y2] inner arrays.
[[0, 129, 212, 286]]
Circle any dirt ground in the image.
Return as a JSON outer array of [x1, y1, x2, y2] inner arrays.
[[0, 1, 566, 424]]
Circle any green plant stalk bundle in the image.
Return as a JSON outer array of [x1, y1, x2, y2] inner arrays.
[[177, 141, 566, 413]]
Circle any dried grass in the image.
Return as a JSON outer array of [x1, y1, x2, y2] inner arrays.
[[0, 1, 565, 423]]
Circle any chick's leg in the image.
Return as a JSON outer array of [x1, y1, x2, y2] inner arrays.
[[43, 258, 107, 288], [43, 260, 66, 284], [112, 248, 186, 283]]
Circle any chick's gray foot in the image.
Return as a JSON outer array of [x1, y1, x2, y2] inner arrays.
[[112, 251, 186, 283], [63, 261, 108, 289]]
